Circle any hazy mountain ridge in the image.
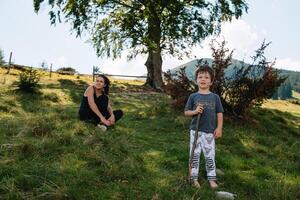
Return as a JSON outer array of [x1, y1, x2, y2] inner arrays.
[[170, 58, 300, 93]]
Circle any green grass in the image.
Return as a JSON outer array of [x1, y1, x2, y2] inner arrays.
[[292, 90, 300, 100], [0, 67, 299, 199]]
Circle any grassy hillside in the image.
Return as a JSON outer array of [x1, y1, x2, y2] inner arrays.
[[0, 67, 299, 199]]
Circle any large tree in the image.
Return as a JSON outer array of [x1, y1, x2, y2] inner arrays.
[[33, 0, 247, 90]]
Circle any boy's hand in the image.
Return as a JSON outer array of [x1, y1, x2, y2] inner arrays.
[[214, 127, 222, 139], [194, 104, 204, 115]]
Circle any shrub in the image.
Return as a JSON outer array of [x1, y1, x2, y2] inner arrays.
[[164, 40, 286, 118], [56, 67, 76, 75], [223, 41, 286, 117], [164, 67, 197, 110], [18, 68, 41, 92]]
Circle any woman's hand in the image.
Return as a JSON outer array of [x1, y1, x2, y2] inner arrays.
[[108, 114, 115, 125], [100, 117, 111, 126]]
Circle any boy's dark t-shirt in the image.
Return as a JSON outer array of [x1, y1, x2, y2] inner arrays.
[[184, 92, 224, 133]]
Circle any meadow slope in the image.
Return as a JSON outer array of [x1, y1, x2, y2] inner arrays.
[[0, 68, 299, 200]]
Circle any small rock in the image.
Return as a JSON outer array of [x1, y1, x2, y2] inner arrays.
[[216, 168, 225, 176], [215, 191, 236, 199]]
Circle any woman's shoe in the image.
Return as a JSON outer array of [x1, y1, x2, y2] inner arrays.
[[97, 124, 107, 132]]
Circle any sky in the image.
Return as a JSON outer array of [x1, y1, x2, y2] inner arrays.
[[0, 0, 299, 75]]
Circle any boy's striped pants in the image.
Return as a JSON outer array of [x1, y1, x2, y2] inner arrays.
[[189, 130, 217, 181]]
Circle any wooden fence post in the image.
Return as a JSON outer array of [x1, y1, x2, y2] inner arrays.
[[50, 64, 52, 78], [93, 66, 95, 81], [6, 52, 12, 74]]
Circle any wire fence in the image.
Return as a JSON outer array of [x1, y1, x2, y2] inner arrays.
[[1, 52, 147, 81]]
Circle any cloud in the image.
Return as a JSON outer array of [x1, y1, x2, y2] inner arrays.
[[274, 58, 300, 71], [100, 53, 147, 76], [162, 19, 263, 70], [162, 42, 212, 72], [270, 0, 280, 8], [217, 19, 260, 59], [57, 56, 68, 68]]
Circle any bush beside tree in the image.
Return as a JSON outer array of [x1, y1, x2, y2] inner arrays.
[[164, 67, 197, 110], [164, 40, 286, 118]]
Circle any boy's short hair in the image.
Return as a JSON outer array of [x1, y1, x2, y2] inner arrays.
[[195, 65, 215, 82]]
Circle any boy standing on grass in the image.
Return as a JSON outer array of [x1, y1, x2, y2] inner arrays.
[[184, 66, 224, 189]]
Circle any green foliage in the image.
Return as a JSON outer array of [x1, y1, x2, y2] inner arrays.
[[56, 67, 76, 75], [279, 69, 300, 93], [274, 81, 293, 99], [33, 0, 247, 58], [33, 0, 248, 89], [17, 68, 41, 92]]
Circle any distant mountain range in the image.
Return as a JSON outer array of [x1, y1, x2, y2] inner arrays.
[[169, 58, 300, 93]]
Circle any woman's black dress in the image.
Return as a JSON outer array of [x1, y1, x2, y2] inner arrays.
[[78, 87, 123, 125]]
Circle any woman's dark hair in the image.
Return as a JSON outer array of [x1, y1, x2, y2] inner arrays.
[[97, 74, 110, 95]]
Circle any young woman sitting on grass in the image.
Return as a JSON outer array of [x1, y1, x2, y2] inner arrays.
[[78, 75, 123, 131]]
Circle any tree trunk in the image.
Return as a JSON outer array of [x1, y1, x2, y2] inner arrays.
[[144, 4, 164, 91], [145, 50, 163, 90]]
